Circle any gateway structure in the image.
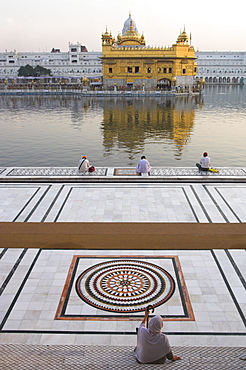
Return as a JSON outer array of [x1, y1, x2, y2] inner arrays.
[[101, 14, 197, 90]]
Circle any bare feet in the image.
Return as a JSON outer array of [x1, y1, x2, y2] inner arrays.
[[172, 355, 182, 361]]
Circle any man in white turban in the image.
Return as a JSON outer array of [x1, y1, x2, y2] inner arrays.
[[134, 308, 181, 364]]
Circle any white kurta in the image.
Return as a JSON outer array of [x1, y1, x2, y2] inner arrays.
[[78, 158, 90, 172], [200, 156, 210, 168], [136, 159, 151, 173]]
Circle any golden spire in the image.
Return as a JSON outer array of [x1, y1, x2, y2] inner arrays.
[[176, 26, 189, 44]]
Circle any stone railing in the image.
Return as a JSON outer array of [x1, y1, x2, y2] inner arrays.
[[0, 167, 245, 179]]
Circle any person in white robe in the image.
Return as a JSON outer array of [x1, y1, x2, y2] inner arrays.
[[134, 309, 181, 364]]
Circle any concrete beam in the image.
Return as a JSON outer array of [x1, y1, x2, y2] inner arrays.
[[1, 222, 246, 250]]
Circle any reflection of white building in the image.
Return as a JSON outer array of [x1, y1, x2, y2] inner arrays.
[[196, 51, 246, 84], [0, 43, 102, 79]]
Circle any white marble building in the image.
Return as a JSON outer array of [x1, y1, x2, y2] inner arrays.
[[0, 42, 102, 80], [196, 51, 246, 84]]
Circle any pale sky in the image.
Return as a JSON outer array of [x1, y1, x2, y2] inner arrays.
[[1, 0, 246, 53]]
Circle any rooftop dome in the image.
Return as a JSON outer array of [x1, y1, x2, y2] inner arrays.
[[176, 27, 189, 44], [117, 13, 145, 47], [122, 13, 138, 34]]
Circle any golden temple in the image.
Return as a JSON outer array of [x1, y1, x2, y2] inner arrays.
[[101, 13, 197, 91]]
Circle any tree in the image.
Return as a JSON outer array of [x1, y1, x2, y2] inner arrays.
[[18, 64, 34, 77], [34, 65, 52, 76], [18, 65, 52, 77]]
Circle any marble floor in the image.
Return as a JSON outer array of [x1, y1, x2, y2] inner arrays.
[[1, 182, 246, 223], [0, 247, 245, 347], [0, 180, 245, 348]]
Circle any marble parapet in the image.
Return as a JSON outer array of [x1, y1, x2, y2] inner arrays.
[[0, 166, 245, 183]]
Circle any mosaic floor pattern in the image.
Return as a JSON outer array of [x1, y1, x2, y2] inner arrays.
[[115, 167, 246, 176], [5, 167, 107, 176], [55, 255, 193, 320], [75, 259, 175, 313], [0, 248, 245, 347]]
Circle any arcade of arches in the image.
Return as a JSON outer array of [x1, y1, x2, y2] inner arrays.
[[205, 77, 242, 84]]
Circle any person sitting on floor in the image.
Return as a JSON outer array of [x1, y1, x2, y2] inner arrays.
[[78, 155, 90, 173], [136, 156, 151, 176], [134, 308, 181, 364], [196, 152, 210, 171]]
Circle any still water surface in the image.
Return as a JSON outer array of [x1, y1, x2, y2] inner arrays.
[[0, 85, 245, 167]]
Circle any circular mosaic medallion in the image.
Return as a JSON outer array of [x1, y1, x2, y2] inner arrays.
[[75, 260, 175, 313]]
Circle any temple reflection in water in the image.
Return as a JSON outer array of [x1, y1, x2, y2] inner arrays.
[[0, 93, 205, 167], [101, 96, 203, 161]]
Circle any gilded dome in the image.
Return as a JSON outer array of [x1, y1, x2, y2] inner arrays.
[[122, 13, 138, 34], [117, 13, 145, 47], [176, 27, 189, 44]]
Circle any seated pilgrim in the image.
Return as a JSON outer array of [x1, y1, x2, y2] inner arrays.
[[134, 308, 181, 364]]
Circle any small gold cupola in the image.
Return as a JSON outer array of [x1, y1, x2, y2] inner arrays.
[[102, 26, 115, 46], [176, 27, 189, 44]]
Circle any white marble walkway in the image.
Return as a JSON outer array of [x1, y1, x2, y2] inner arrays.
[[1, 182, 246, 222], [0, 177, 245, 348]]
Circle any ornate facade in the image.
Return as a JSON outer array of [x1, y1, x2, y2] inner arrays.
[[101, 14, 197, 90]]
